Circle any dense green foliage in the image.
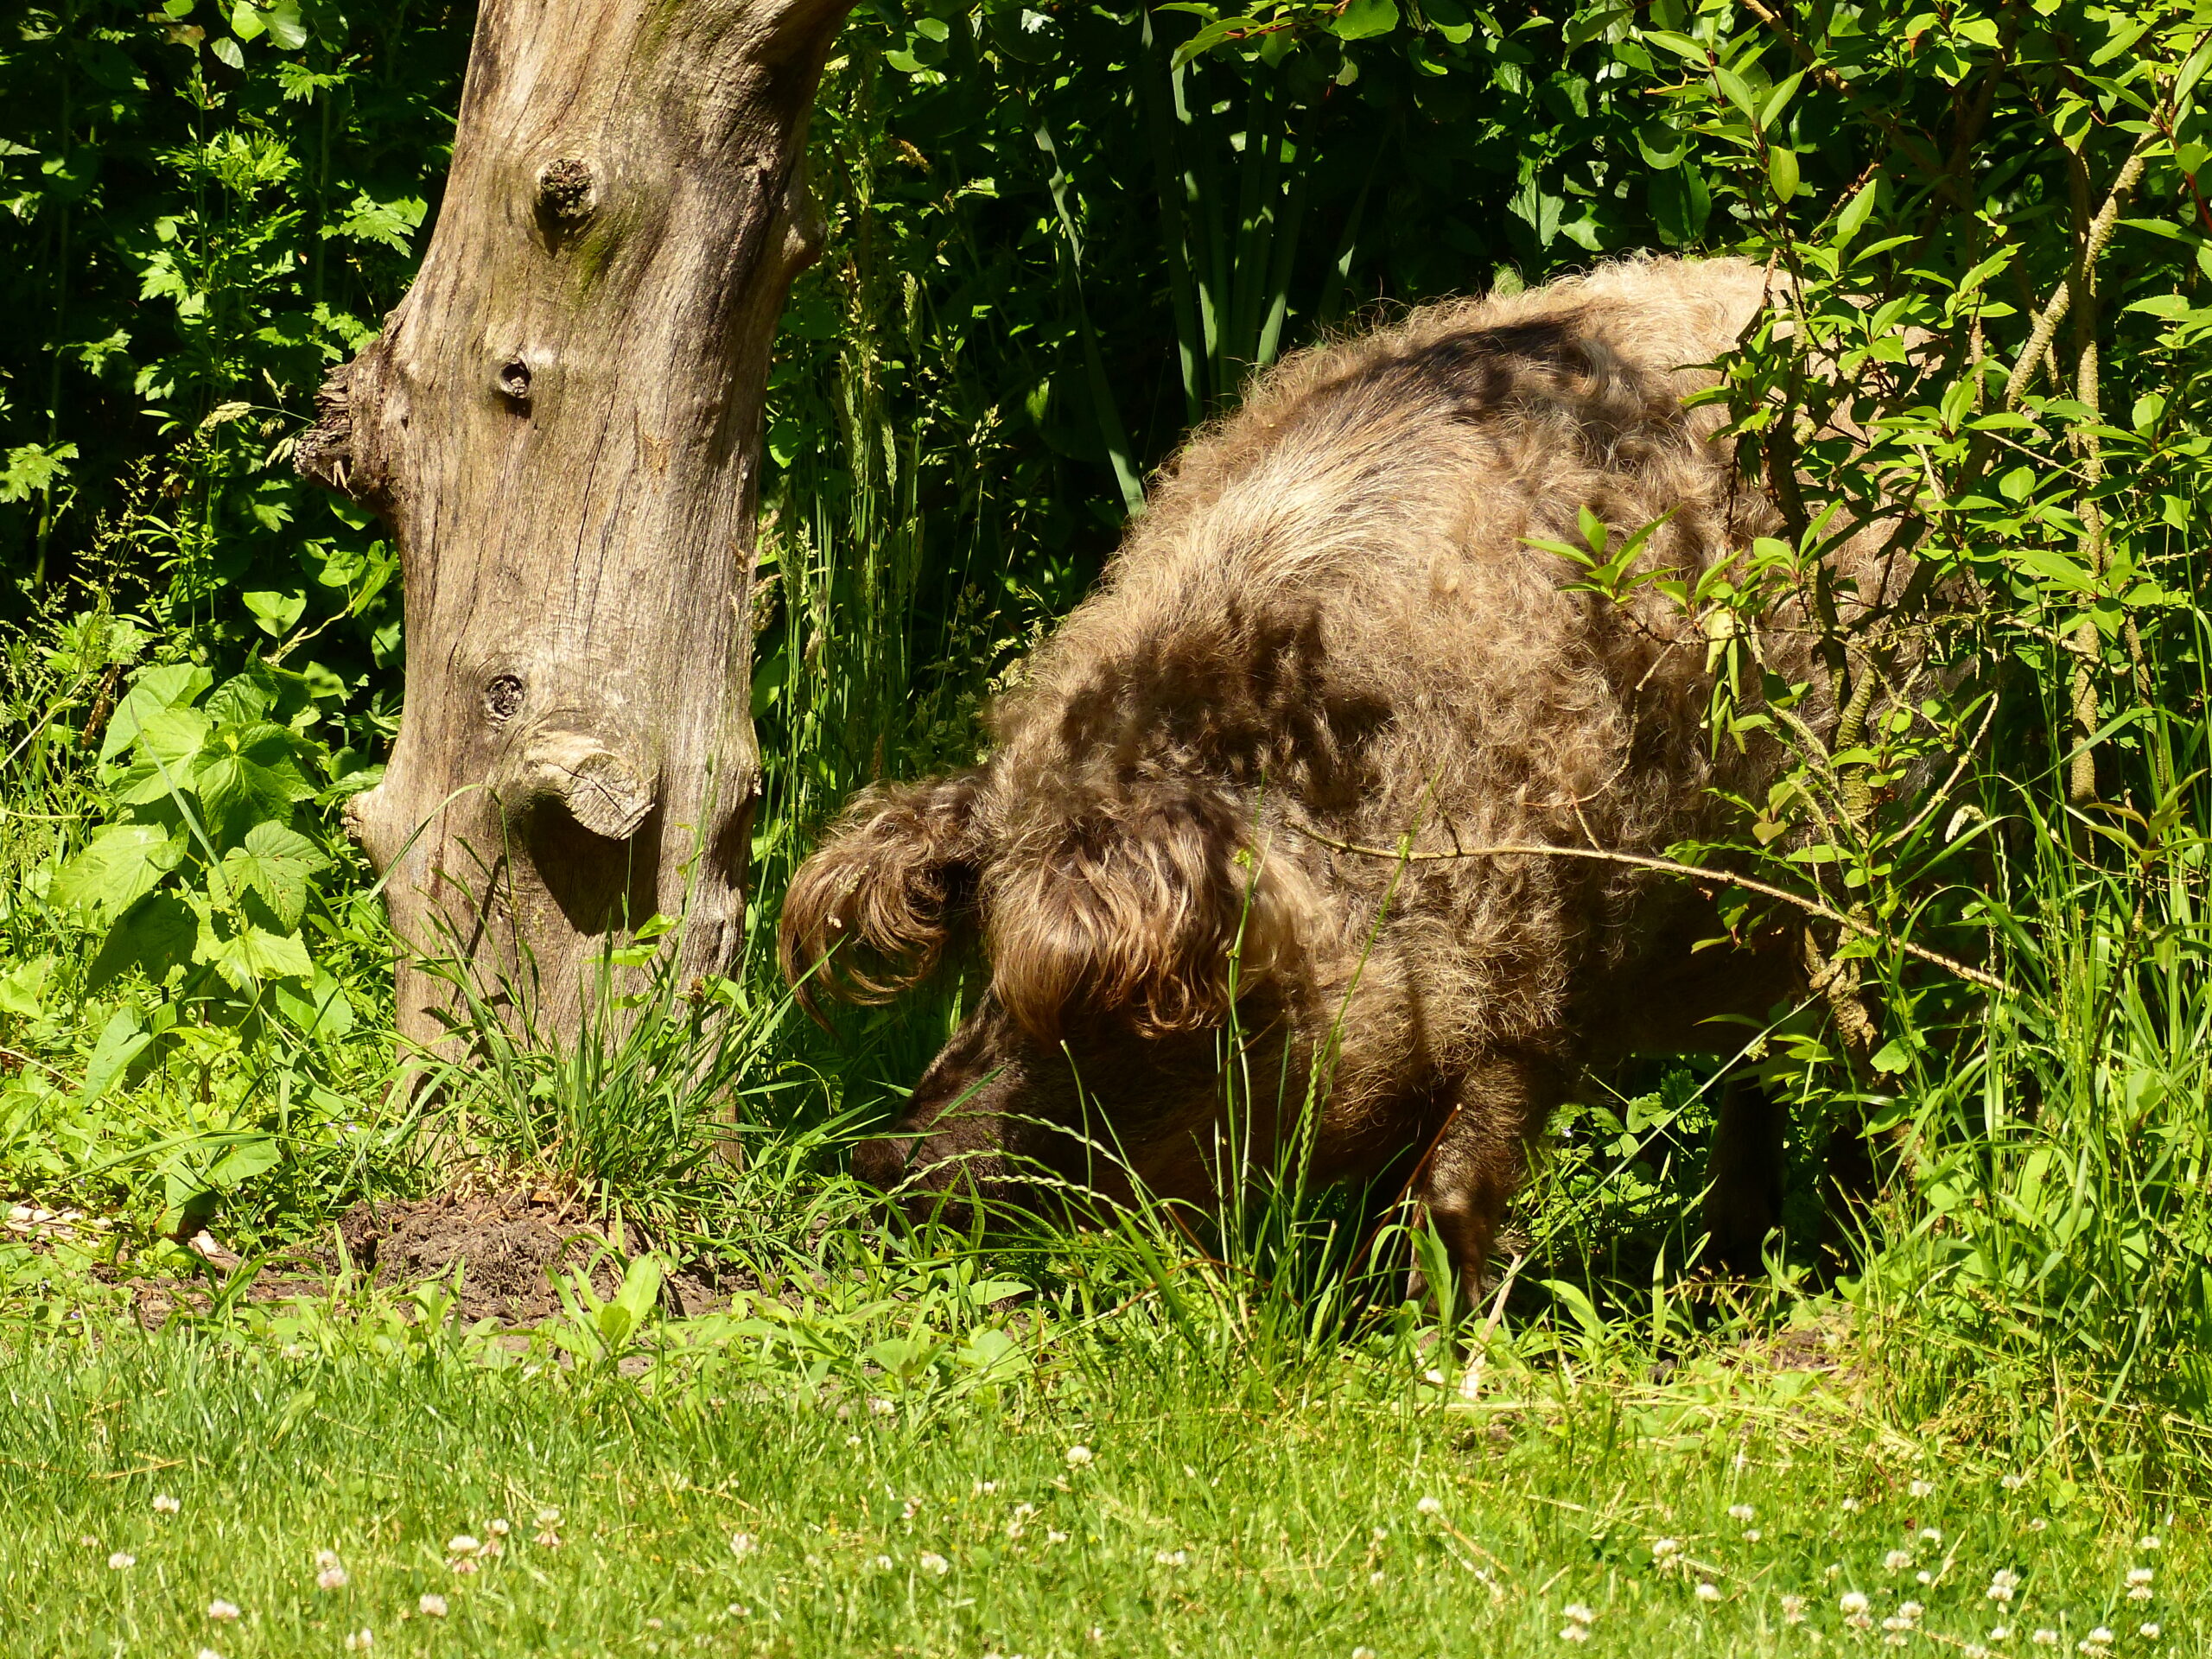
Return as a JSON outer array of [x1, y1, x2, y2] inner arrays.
[[7, 0, 2212, 1510]]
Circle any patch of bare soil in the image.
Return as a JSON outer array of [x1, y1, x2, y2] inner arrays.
[[334, 1191, 728, 1323], [59, 1189, 732, 1330]]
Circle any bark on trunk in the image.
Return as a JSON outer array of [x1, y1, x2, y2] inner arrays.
[[299, 0, 849, 1049]]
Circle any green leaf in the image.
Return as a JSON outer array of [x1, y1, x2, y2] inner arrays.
[[101, 663, 213, 763], [207, 1135, 282, 1189], [219, 821, 327, 929], [193, 724, 315, 848], [264, 0, 306, 48], [0, 956, 53, 1018], [1834, 178, 1878, 245], [86, 893, 200, 990], [242, 588, 308, 636], [1330, 0, 1399, 40], [81, 1010, 153, 1104], [53, 823, 186, 920], [1634, 120, 1688, 170], [1767, 145, 1800, 202], [211, 34, 245, 67], [275, 969, 355, 1041], [196, 915, 316, 988]]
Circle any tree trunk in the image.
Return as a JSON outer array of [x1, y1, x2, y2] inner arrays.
[[299, 0, 849, 1050]]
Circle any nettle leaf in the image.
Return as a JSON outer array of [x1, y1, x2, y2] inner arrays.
[[219, 821, 327, 929], [53, 823, 187, 920], [86, 892, 200, 991], [100, 662, 213, 763]]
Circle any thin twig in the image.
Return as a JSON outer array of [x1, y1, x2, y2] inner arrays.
[[1287, 823, 2007, 993]]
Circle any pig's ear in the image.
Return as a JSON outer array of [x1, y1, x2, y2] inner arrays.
[[779, 775, 986, 1016], [984, 784, 1310, 1044]]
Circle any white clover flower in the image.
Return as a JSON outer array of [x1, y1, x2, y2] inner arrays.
[[2001, 1473, 2027, 1491], [1744, 1529, 1762, 1542], [207, 1599, 239, 1620], [919, 1552, 950, 1576], [1840, 1592, 1871, 1616], [107, 1552, 135, 1571], [536, 1507, 561, 1527], [1910, 1480, 1934, 1498], [1065, 1444, 1094, 1467], [868, 1396, 894, 1417], [1695, 1581, 1721, 1602], [345, 1632, 374, 1652], [2127, 1567, 2152, 1586], [198, 1650, 224, 1659], [872, 1554, 893, 1570], [2031, 1631, 2058, 1647], [1990, 1629, 2012, 1643], [1826, 1563, 1844, 1580], [1989, 1571, 2020, 1602], [2139, 1624, 2160, 1639], [1651, 1536, 1682, 1562], [1842, 1497, 1862, 1512], [2139, 1534, 2161, 1550], [1047, 1529, 1069, 1544], [1781, 1595, 1806, 1624], [1351, 1649, 1378, 1659], [1560, 1626, 1590, 1643], [487, 1518, 511, 1537], [1562, 1603, 1595, 1626], [1416, 1497, 1442, 1516], [2029, 1518, 2048, 1531], [1885, 1549, 1914, 1572], [535, 1528, 562, 1548], [152, 1493, 181, 1515], [318, 1566, 349, 1591], [1729, 1503, 1755, 1522], [731, 1532, 757, 1559], [447, 1535, 480, 1557], [1917, 1572, 1935, 1586], [1154, 1549, 1187, 1567], [1967, 1648, 1991, 1659], [972, 1480, 998, 1496], [1919, 1528, 1942, 1544], [417, 1593, 448, 1618], [1423, 1367, 1446, 1385]]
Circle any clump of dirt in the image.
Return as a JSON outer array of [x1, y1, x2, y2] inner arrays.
[[337, 1192, 726, 1323]]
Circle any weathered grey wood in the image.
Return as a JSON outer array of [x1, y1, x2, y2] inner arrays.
[[302, 0, 850, 1048]]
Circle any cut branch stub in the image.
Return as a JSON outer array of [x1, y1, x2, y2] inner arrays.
[[508, 729, 659, 842]]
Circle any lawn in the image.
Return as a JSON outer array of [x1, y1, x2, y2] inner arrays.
[[0, 1287, 2193, 1659]]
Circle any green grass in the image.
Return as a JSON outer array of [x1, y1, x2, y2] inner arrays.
[[0, 1294, 2197, 1658]]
